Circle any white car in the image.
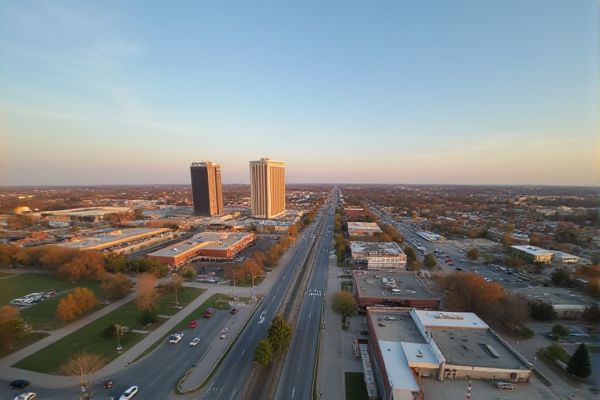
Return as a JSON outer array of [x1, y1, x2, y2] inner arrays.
[[169, 333, 184, 344], [119, 386, 138, 400], [13, 393, 36, 400], [189, 337, 200, 346]]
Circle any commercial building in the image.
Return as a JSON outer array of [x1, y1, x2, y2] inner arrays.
[[348, 222, 382, 236], [350, 241, 407, 270], [511, 245, 554, 264], [40, 207, 131, 223], [352, 271, 439, 309], [190, 161, 224, 216], [367, 308, 532, 400], [147, 231, 255, 266], [416, 231, 445, 242], [58, 227, 173, 254], [512, 286, 596, 319], [552, 251, 580, 265], [344, 207, 370, 219], [250, 158, 286, 219]]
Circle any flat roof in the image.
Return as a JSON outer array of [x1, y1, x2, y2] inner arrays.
[[350, 241, 405, 255], [430, 329, 530, 370], [148, 231, 254, 258], [512, 286, 594, 307], [59, 227, 170, 250], [413, 310, 488, 330], [354, 271, 433, 300], [369, 309, 426, 343], [348, 222, 382, 230], [511, 245, 554, 256], [378, 340, 420, 393], [41, 207, 131, 217]]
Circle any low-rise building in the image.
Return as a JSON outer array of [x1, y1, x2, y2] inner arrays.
[[367, 308, 532, 400], [512, 286, 596, 319], [350, 241, 407, 270], [348, 222, 382, 236], [352, 271, 439, 309], [147, 231, 255, 266], [416, 231, 445, 242], [511, 245, 553, 264], [40, 207, 132, 223], [57, 227, 173, 254], [552, 251, 580, 265]]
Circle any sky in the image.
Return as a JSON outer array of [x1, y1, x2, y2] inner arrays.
[[0, 0, 598, 186]]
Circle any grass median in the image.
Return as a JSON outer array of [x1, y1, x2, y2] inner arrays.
[[14, 287, 205, 374]]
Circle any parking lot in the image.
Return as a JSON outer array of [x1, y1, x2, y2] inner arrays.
[[9, 290, 56, 307]]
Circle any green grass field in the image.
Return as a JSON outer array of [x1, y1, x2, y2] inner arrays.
[[345, 372, 369, 400], [0, 273, 80, 306], [155, 287, 205, 316], [0, 271, 15, 278], [0, 332, 49, 359], [15, 288, 207, 374]]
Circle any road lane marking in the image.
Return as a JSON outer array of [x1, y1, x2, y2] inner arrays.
[[292, 387, 295, 398]]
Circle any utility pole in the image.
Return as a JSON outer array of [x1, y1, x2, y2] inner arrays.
[[233, 271, 237, 299]]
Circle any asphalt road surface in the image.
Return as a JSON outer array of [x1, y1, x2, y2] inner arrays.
[[275, 199, 335, 400], [201, 195, 334, 400]]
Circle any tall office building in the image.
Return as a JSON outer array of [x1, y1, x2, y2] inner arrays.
[[190, 161, 224, 216], [249, 158, 286, 219]]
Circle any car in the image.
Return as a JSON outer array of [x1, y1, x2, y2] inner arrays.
[[169, 333, 184, 344], [454, 268, 463, 271], [10, 380, 30, 389], [496, 381, 515, 390], [203, 308, 215, 318], [119, 386, 139, 400], [230, 308, 238, 315], [13, 393, 36, 400], [188, 319, 198, 329], [189, 337, 201, 346]]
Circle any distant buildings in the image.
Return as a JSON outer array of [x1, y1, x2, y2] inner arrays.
[[190, 161, 224, 216], [147, 231, 255, 267], [352, 271, 439, 309], [416, 230, 445, 242], [510, 245, 554, 264], [513, 286, 596, 319], [350, 241, 407, 270], [40, 207, 131, 223], [249, 158, 286, 219], [347, 222, 382, 236], [367, 308, 532, 400], [57, 227, 174, 254]]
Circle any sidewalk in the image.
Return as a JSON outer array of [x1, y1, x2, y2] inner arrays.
[[316, 255, 344, 400]]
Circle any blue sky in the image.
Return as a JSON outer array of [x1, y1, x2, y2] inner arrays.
[[0, 0, 597, 185]]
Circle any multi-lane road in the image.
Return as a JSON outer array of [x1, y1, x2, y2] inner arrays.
[[275, 195, 336, 400], [201, 193, 336, 400]]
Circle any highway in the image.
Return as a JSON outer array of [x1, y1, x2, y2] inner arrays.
[[275, 195, 336, 400], [201, 193, 334, 400]]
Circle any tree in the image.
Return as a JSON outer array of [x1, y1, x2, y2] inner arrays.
[[101, 273, 132, 300], [551, 268, 573, 287], [0, 305, 27, 353], [127, 258, 168, 277], [105, 254, 127, 273], [551, 324, 570, 339], [530, 301, 557, 321], [61, 352, 105, 391], [403, 246, 417, 266], [424, 253, 437, 269], [567, 344, 592, 378], [467, 248, 479, 260], [171, 273, 183, 307], [56, 288, 98, 321], [546, 343, 569, 363], [332, 291, 358, 323], [254, 338, 274, 366], [267, 314, 293, 353], [439, 272, 506, 318], [181, 266, 197, 281], [135, 273, 158, 312], [58, 252, 106, 281], [582, 304, 600, 323]]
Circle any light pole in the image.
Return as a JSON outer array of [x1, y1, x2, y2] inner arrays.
[[115, 324, 123, 352]]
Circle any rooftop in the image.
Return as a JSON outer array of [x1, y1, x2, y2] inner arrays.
[[41, 206, 131, 217], [511, 245, 554, 256], [350, 241, 405, 256], [413, 310, 488, 330], [512, 286, 595, 307], [354, 271, 432, 300], [369, 309, 426, 343], [147, 231, 254, 258], [59, 227, 170, 249]]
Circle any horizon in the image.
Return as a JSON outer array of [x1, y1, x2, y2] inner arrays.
[[1, 1, 598, 186]]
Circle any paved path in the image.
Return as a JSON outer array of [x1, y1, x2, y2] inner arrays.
[[316, 255, 344, 400]]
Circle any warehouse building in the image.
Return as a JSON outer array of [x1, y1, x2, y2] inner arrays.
[[350, 241, 407, 270], [352, 271, 439, 310], [512, 286, 596, 319], [147, 231, 255, 266], [511, 245, 554, 264], [58, 227, 173, 254], [367, 308, 532, 400], [348, 222, 382, 236]]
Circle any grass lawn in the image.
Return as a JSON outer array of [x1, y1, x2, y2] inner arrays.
[[0, 271, 15, 278], [0, 332, 49, 358], [345, 372, 369, 400], [155, 287, 205, 316], [0, 273, 80, 306], [15, 288, 208, 374]]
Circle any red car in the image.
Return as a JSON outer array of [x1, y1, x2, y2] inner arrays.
[[188, 320, 198, 329], [203, 308, 215, 318]]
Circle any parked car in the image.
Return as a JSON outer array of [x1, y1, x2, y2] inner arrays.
[[9, 380, 30, 389], [230, 308, 238, 315], [496, 382, 515, 390], [119, 386, 138, 400], [203, 308, 215, 318], [13, 393, 36, 400], [169, 333, 184, 344], [189, 337, 201, 347]]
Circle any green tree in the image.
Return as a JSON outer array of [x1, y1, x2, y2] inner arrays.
[[181, 267, 197, 281], [254, 338, 274, 366], [567, 344, 592, 378], [546, 343, 569, 363], [467, 248, 479, 260], [582, 305, 600, 323], [105, 254, 127, 273], [551, 268, 573, 287], [530, 301, 557, 321], [551, 324, 570, 339], [403, 246, 416, 266], [332, 291, 358, 323], [267, 315, 293, 353], [424, 253, 437, 269]]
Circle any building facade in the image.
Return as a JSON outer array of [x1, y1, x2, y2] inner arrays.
[[249, 158, 286, 219], [350, 241, 407, 270], [190, 161, 224, 216]]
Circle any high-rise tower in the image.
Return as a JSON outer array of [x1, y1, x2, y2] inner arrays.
[[190, 161, 223, 216], [249, 158, 285, 219]]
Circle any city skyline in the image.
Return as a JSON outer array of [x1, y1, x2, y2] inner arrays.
[[1, 1, 598, 186]]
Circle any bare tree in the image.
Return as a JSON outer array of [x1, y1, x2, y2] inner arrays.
[[135, 273, 158, 312], [171, 273, 183, 308], [60, 352, 105, 392]]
